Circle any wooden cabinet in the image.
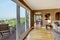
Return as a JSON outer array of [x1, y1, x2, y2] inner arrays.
[[55, 12, 60, 20]]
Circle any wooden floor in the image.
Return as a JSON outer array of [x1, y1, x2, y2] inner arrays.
[[25, 28, 55, 40]]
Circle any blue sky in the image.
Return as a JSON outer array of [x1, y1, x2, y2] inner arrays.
[[0, 0, 25, 20]]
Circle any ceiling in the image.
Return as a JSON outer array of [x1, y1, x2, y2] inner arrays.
[[24, 0, 60, 10]]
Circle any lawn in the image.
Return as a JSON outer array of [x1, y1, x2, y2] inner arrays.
[[0, 18, 25, 28], [7, 18, 25, 27], [20, 18, 25, 25]]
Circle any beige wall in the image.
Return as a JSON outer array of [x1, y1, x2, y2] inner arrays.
[[39, 9, 60, 20], [34, 9, 60, 26]]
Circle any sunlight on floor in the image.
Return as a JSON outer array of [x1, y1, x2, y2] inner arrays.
[[25, 28, 55, 40]]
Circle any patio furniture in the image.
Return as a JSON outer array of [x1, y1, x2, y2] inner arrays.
[[0, 24, 10, 38]]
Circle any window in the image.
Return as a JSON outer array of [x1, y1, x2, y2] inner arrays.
[[0, 0, 16, 39], [20, 6, 30, 35], [25, 10, 30, 31], [20, 6, 25, 35]]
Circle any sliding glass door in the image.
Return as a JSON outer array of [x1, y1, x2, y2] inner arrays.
[[20, 6, 25, 35], [20, 6, 30, 35], [25, 10, 30, 31]]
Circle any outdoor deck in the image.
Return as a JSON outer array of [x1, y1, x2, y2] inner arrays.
[[0, 30, 16, 40]]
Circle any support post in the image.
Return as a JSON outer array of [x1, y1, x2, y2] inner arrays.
[[16, 4, 20, 40]]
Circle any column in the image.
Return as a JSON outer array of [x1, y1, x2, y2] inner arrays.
[[30, 11, 34, 28], [16, 4, 20, 40]]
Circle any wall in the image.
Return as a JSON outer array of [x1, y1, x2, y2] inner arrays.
[[30, 11, 35, 28], [34, 9, 60, 26]]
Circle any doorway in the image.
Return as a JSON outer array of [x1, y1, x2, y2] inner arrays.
[[34, 14, 42, 28]]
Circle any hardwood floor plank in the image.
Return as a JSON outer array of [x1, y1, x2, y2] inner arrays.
[[24, 28, 55, 40]]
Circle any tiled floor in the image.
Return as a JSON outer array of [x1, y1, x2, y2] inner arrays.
[[25, 28, 55, 40]]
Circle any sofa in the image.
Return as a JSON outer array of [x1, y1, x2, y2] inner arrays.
[[52, 21, 60, 40]]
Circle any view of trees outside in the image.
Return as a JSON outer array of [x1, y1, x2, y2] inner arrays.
[[20, 6, 25, 35], [0, 0, 16, 29], [20, 6, 30, 35], [0, 0, 16, 39], [26, 11, 30, 30], [0, 0, 30, 37], [36, 16, 41, 20], [35, 15, 42, 27]]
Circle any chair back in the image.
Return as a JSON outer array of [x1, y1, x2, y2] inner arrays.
[[0, 24, 9, 31]]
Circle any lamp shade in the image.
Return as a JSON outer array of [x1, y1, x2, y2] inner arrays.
[[47, 20, 51, 23]]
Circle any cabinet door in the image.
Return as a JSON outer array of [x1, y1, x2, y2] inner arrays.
[[55, 12, 60, 20]]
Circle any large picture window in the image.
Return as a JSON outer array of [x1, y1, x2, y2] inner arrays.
[[20, 6, 30, 35], [20, 6, 25, 35], [25, 10, 30, 31], [0, 0, 16, 40]]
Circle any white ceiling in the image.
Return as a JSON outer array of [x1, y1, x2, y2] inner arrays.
[[24, 0, 60, 10]]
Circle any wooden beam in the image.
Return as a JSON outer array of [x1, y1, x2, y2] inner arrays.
[[18, 0, 32, 10], [32, 8, 60, 12]]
